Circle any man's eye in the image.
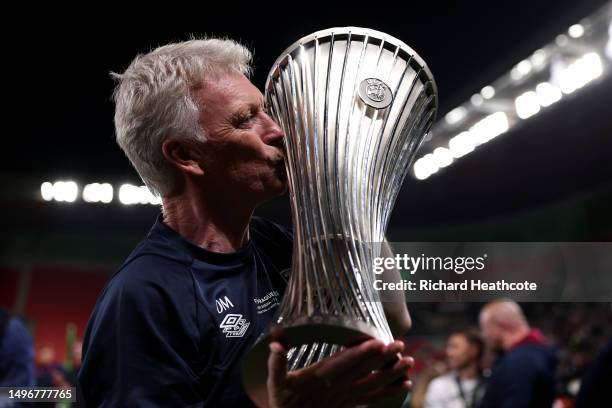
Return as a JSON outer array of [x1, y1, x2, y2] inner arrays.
[[233, 114, 253, 128]]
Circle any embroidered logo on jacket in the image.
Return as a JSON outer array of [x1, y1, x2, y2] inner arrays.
[[215, 296, 234, 314], [219, 313, 250, 338]]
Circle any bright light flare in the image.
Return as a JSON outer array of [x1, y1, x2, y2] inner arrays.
[[119, 184, 161, 205], [83, 183, 114, 203], [515, 91, 541, 119]]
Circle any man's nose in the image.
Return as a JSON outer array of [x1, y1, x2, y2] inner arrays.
[[261, 113, 285, 146]]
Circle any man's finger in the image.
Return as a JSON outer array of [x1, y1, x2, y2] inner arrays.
[[332, 341, 405, 385], [315, 339, 388, 378], [351, 356, 413, 392], [267, 341, 288, 389]]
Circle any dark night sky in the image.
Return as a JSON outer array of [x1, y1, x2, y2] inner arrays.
[[5, 0, 612, 238], [6, 0, 606, 176]]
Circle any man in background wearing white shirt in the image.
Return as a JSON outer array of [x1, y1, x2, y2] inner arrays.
[[424, 329, 486, 408]]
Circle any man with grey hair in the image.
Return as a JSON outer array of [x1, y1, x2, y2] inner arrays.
[[478, 300, 557, 408], [78, 38, 414, 407]]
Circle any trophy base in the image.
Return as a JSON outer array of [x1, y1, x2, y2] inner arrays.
[[242, 315, 407, 408]]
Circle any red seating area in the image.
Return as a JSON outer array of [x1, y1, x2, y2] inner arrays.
[[1, 264, 110, 363]]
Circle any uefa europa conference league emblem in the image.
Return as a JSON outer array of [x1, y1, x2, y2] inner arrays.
[[359, 77, 394, 109], [242, 27, 437, 407]]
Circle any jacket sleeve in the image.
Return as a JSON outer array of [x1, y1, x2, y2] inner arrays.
[[78, 256, 208, 407]]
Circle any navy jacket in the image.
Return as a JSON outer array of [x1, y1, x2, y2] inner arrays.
[[78, 215, 292, 407], [479, 330, 558, 408]]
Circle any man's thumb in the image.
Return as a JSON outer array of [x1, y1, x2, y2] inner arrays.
[[267, 341, 288, 389]]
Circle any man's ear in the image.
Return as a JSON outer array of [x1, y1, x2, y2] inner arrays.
[[161, 138, 205, 176]]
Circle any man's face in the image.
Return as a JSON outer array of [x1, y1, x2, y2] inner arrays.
[[445, 334, 476, 370], [192, 71, 286, 203], [479, 313, 503, 351]]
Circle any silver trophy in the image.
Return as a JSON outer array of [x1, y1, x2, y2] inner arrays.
[[243, 27, 437, 406]]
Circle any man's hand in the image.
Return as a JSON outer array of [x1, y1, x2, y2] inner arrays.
[[266, 339, 414, 408]]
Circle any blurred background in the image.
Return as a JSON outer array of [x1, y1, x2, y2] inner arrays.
[[1, 0, 611, 405]]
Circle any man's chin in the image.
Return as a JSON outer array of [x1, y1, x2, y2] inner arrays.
[[261, 175, 288, 196], [270, 180, 288, 196], [273, 159, 288, 184]]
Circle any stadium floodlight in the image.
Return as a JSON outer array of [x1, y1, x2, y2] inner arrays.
[[481, 85, 495, 99], [554, 52, 603, 94], [470, 93, 484, 106], [433, 147, 453, 168], [119, 184, 135, 205], [568, 24, 585, 38], [40, 180, 160, 205], [41, 182, 54, 201], [118, 183, 161, 205], [530, 49, 548, 68], [535, 82, 563, 107], [556, 34, 569, 47], [411, 2, 611, 180], [119, 184, 139, 205], [50, 181, 78, 203], [449, 131, 476, 158], [511, 59, 533, 81], [99, 183, 114, 203], [413, 153, 440, 180], [83, 183, 114, 204], [139, 186, 161, 205], [445, 107, 468, 125], [517, 59, 533, 76], [471, 112, 510, 144], [482, 113, 508, 141], [83, 183, 99, 203], [515, 91, 541, 119]]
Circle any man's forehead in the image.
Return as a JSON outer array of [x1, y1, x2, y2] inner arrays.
[[196, 72, 263, 108]]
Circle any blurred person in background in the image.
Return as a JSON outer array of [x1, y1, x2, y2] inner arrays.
[[34, 345, 72, 408], [0, 308, 35, 407], [64, 339, 82, 387], [574, 338, 612, 408], [0, 308, 35, 386], [478, 300, 557, 408], [409, 361, 446, 408], [423, 329, 486, 408], [35, 345, 70, 388]]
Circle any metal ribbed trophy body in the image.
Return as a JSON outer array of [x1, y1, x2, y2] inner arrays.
[[243, 27, 437, 406]]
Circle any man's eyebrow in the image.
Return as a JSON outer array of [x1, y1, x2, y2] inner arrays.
[[228, 96, 265, 117], [228, 104, 256, 123], [233, 105, 252, 115], [250, 99, 265, 111]]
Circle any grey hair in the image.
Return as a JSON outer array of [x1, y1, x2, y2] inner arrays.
[[112, 38, 253, 197]]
